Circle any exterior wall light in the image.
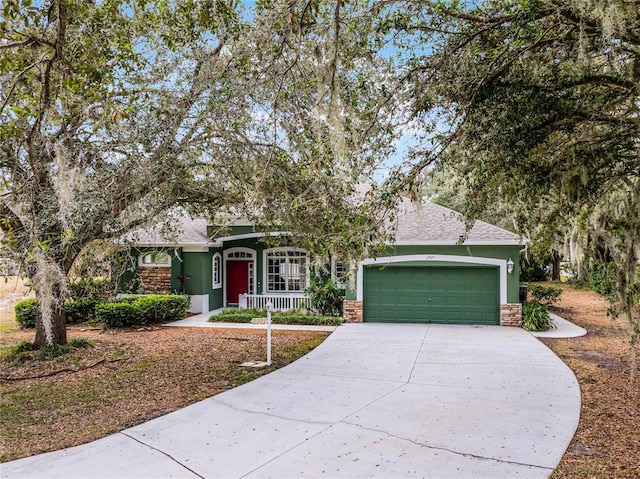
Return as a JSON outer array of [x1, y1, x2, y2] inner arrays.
[[507, 258, 514, 274]]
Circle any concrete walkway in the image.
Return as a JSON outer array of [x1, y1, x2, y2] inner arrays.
[[2, 323, 581, 479]]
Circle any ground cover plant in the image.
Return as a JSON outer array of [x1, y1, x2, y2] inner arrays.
[[209, 308, 342, 326], [522, 283, 563, 332]]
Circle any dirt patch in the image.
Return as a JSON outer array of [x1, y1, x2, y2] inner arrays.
[[542, 283, 640, 478]]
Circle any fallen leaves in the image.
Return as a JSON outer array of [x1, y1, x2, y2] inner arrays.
[[544, 284, 640, 479], [0, 325, 328, 463]]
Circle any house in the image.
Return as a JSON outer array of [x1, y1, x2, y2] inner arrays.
[[121, 200, 523, 325]]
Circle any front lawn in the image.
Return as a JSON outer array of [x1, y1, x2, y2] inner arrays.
[[0, 324, 329, 463]]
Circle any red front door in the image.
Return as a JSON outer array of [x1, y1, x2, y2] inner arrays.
[[226, 260, 251, 305]]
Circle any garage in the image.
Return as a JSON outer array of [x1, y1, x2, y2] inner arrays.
[[363, 265, 500, 324]]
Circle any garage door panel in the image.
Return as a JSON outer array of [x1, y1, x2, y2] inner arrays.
[[364, 266, 499, 325]]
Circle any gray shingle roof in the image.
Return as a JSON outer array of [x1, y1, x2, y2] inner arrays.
[[126, 217, 210, 246], [393, 200, 521, 244], [127, 201, 520, 247]]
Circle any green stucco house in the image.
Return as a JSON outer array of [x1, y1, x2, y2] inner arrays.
[[123, 200, 523, 326]]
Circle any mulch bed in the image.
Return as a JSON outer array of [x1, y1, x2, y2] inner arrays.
[[541, 284, 640, 479]]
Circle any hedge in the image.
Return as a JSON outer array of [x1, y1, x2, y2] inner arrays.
[[14, 294, 190, 329], [15, 298, 100, 327], [95, 295, 190, 327], [129, 295, 190, 324]]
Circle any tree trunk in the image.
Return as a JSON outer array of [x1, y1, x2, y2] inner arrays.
[[551, 250, 561, 282], [34, 282, 67, 347], [32, 253, 69, 348]]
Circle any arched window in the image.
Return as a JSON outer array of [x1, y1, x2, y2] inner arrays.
[[212, 253, 222, 289]]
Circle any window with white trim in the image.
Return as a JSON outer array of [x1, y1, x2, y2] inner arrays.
[[265, 249, 308, 292], [139, 251, 171, 267], [332, 260, 348, 289], [212, 253, 222, 289]]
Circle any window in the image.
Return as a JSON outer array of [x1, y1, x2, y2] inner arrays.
[[265, 249, 308, 292], [332, 260, 348, 289], [139, 251, 171, 267], [212, 253, 222, 289]]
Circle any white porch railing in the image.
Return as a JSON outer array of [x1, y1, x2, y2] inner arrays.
[[238, 293, 309, 311]]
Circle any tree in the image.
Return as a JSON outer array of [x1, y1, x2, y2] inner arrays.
[[375, 0, 640, 363], [0, 0, 398, 346]]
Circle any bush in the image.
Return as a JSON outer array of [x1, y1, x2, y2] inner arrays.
[[520, 258, 550, 282], [67, 277, 113, 301], [586, 261, 618, 299], [132, 295, 190, 324], [95, 302, 139, 327], [305, 279, 344, 316], [527, 284, 562, 306], [95, 294, 189, 327], [14, 298, 37, 328], [65, 299, 99, 323], [522, 301, 555, 332]]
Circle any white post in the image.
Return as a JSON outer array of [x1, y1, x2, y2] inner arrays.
[[266, 301, 273, 366]]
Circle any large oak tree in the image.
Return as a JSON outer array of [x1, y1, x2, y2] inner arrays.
[[0, 0, 398, 346]]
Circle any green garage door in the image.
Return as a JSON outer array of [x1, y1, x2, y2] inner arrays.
[[364, 266, 499, 324]]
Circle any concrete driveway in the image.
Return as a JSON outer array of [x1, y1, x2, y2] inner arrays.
[[2, 323, 580, 479]]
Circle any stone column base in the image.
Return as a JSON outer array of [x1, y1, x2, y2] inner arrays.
[[343, 300, 363, 323], [500, 303, 522, 327]]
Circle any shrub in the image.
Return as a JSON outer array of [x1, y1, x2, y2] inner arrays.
[[132, 295, 190, 324], [65, 299, 99, 323], [520, 257, 550, 282], [522, 301, 555, 332], [14, 298, 37, 328], [586, 261, 618, 299], [95, 302, 139, 327], [67, 277, 113, 301], [527, 284, 562, 306], [15, 298, 105, 328], [95, 295, 189, 327], [305, 279, 344, 316]]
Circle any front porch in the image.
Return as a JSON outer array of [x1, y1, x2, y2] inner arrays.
[[238, 293, 309, 311]]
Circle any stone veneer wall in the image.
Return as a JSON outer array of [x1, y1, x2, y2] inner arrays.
[[500, 303, 522, 326], [343, 300, 363, 323], [139, 266, 172, 294]]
